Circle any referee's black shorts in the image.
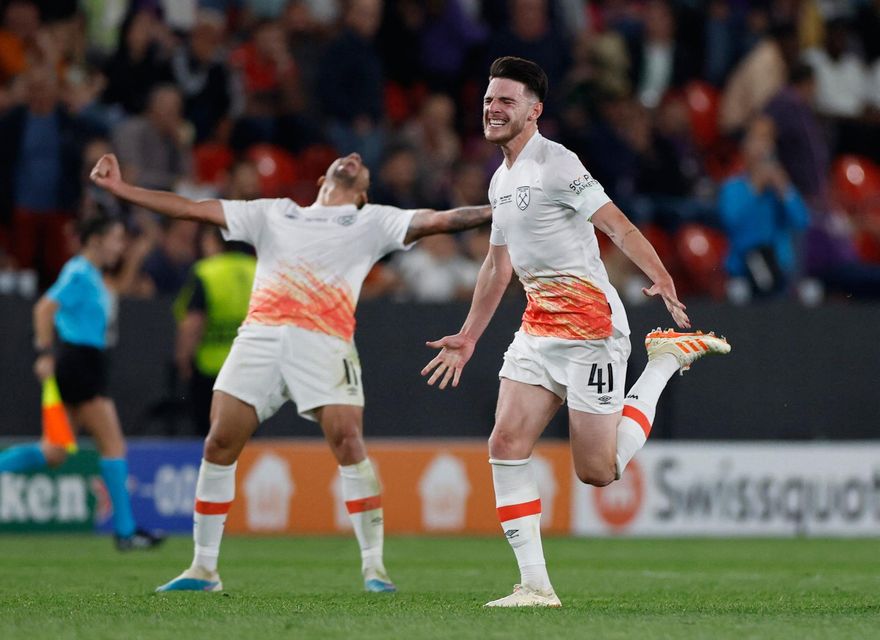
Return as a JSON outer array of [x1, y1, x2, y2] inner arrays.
[[55, 342, 109, 405]]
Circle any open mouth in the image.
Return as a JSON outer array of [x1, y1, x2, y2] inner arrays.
[[486, 118, 508, 129]]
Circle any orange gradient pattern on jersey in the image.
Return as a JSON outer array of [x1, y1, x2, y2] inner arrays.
[[521, 274, 612, 340], [246, 263, 356, 341]]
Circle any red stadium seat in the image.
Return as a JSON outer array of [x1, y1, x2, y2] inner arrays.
[[639, 224, 676, 268], [832, 154, 880, 209], [675, 224, 728, 298], [289, 179, 319, 205], [297, 144, 340, 182], [639, 223, 688, 293], [246, 144, 299, 197], [855, 230, 880, 264], [683, 81, 720, 150], [193, 143, 234, 185]]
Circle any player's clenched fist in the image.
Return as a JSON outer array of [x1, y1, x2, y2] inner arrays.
[[89, 153, 122, 190]]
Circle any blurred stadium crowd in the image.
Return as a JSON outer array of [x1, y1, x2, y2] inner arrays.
[[1, 0, 880, 305]]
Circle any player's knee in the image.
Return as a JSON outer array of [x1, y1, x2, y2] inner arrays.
[[203, 432, 238, 465], [327, 423, 363, 459], [488, 429, 526, 460]]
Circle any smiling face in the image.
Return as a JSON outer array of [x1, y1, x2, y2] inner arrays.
[[483, 77, 541, 146]]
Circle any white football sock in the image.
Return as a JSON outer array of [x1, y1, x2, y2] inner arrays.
[[617, 354, 679, 475], [490, 458, 552, 592], [340, 458, 386, 575], [192, 459, 236, 573]]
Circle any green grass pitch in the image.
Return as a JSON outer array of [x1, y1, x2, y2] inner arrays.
[[1, 535, 878, 639]]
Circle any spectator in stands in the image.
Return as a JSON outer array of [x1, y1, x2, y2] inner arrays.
[[101, 7, 173, 116], [0, 0, 41, 85], [720, 21, 799, 135], [139, 218, 199, 297], [401, 93, 461, 198], [764, 63, 831, 213], [703, 0, 741, 88], [392, 233, 480, 303], [802, 17, 880, 162], [371, 144, 435, 210], [487, 0, 570, 119], [0, 65, 92, 289], [447, 161, 490, 209], [112, 84, 193, 191], [281, 0, 327, 113], [224, 158, 262, 201], [802, 17, 868, 121], [170, 9, 234, 143], [625, 101, 707, 226], [318, 0, 385, 169], [230, 18, 298, 110], [626, 0, 695, 109], [417, 0, 487, 93], [718, 116, 809, 297], [229, 18, 321, 152]]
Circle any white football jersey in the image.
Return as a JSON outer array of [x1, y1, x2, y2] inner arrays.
[[489, 132, 629, 339], [221, 199, 415, 341]]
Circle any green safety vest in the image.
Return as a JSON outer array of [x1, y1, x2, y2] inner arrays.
[[174, 252, 256, 376]]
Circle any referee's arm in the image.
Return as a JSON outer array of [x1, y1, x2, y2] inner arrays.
[[33, 295, 59, 380], [90, 153, 226, 228]]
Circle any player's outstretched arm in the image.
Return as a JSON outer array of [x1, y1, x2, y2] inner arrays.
[[403, 205, 492, 244], [591, 202, 691, 329], [90, 153, 226, 228], [421, 243, 512, 389]]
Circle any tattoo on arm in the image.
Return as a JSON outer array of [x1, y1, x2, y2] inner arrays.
[[619, 227, 638, 247], [442, 206, 492, 232], [406, 206, 492, 243]]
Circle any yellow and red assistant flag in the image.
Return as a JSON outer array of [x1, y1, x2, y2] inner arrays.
[[41, 377, 77, 453]]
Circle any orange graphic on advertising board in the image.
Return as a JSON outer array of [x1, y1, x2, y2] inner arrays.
[[246, 263, 356, 341], [521, 274, 612, 340], [592, 458, 644, 530], [225, 440, 573, 536]]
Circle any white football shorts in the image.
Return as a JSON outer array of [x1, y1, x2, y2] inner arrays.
[[214, 323, 364, 422], [499, 329, 631, 414]]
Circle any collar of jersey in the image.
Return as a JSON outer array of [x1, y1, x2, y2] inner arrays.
[[303, 203, 358, 210], [504, 130, 542, 170]]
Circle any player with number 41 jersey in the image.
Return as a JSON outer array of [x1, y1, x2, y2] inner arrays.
[[422, 57, 731, 608]]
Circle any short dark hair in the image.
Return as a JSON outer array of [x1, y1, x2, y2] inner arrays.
[[488, 56, 548, 102], [78, 214, 122, 245]]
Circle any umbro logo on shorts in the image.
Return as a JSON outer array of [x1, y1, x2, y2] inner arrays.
[[598, 395, 612, 405]]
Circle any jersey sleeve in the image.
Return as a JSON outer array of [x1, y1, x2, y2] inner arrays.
[[219, 199, 281, 246], [544, 152, 611, 220], [45, 262, 84, 309], [489, 220, 507, 246], [368, 205, 417, 255], [487, 172, 506, 245]]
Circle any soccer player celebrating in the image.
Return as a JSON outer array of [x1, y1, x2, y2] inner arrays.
[[422, 57, 731, 607], [89, 151, 492, 593], [0, 215, 163, 550]]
